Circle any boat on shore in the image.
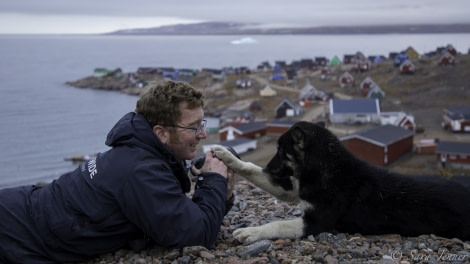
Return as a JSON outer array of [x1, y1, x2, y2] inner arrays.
[[64, 154, 97, 164]]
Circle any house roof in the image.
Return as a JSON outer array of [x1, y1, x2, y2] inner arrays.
[[330, 98, 380, 114], [444, 105, 470, 115], [444, 105, 470, 120], [218, 138, 256, 148], [341, 124, 414, 147], [268, 119, 296, 127], [275, 97, 296, 110], [220, 121, 266, 134], [436, 141, 470, 155]]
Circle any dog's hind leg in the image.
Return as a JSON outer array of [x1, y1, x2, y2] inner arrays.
[[233, 218, 304, 244]]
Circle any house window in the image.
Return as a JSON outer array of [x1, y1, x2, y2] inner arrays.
[[449, 154, 457, 160]]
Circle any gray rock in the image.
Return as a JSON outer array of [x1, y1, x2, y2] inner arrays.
[[236, 240, 272, 258]]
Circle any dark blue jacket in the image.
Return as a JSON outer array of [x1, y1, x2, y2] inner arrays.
[[0, 112, 230, 263]]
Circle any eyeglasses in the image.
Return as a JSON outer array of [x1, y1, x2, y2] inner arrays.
[[170, 119, 207, 136]]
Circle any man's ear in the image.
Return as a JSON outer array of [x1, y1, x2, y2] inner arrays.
[[153, 125, 169, 144]]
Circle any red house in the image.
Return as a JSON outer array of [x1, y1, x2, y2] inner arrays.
[[219, 121, 267, 141], [399, 60, 415, 74], [360, 76, 377, 96], [339, 72, 354, 88], [266, 120, 295, 134], [436, 141, 470, 169], [438, 52, 456, 66], [341, 125, 415, 166], [442, 105, 470, 132]]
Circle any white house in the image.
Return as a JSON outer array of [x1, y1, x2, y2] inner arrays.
[[202, 138, 257, 155], [329, 98, 381, 124]]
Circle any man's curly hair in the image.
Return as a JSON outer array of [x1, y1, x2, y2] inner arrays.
[[135, 80, 204, 128]]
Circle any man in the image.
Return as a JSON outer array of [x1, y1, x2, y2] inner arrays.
[[0, 81, 235, 263]]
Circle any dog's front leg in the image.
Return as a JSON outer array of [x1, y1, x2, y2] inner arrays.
[[211, 145, 264, 177], [212, 145, 299, 203], [233, 218, 304, 244]]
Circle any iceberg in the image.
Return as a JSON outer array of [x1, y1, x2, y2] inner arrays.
[[230, 37, 258, 45]]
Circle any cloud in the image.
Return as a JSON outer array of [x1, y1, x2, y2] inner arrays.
[[0, 0, 469, 34]]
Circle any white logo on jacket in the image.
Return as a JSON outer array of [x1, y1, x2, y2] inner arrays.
[[86, 158, 98, 179]]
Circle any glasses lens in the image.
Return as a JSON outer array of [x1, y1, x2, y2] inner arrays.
[[196, 120, 207, 135]]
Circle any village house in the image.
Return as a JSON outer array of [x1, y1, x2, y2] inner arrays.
[[249, 100, 263, 112], [380, 112, 416, 131], [405, 46, 420, 60], [178, 69, 198, 77], [204, 117, 221, 134], [438, 51, 456, 66], [329, 56, 341, 66], [341, 124, 415, 166], [339, 72, 355, 88], [285, 69, 297, 80], [359, 77, 377, 96], [343, 54, 354, 64], [299, 80, 331, 104], [367, 86, 386, 102], [300, 58, 315, 70], [219, 121, 267, 141], [320, 66, 331, 80], [94, 68, 113, 77], [442, 105, 470, 132], [394, 53, 410, 67], [355, 59, 371, 72], [256, 61, 272, 72], [202, 138, 257, 156], [415, 139, 438, 155], [158, 67, 177, 79], [275, 98, 302, 118], [352, 52, 367, 64], [266, 120, 295, 135], [137, 67, 159, 75], [445, 44, 457, 56], [259, 84, 277, 97], [329, 98, 381, 124], [436, 141, 470, 169], [315, 57, 328, 67], [201, 68, 224, 80], [399, 60, 415, 74], [236, 78, 252, 89]]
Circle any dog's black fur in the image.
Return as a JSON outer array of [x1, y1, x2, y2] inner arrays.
[[264, 121, 470, 240]]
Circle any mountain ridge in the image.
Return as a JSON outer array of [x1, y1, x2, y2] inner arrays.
[[106, 22, 470, 35]]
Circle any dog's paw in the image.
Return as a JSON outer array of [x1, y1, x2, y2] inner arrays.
[[233, 226, 264, 244], [211, 145, 243, 171]]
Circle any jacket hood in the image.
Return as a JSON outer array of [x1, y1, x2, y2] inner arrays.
[[105, 112, 191, 192]]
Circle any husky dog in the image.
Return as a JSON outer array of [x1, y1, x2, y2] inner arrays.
[[212, 121, 470, 244]]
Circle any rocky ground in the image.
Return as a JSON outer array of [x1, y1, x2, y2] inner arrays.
[[77, 180, 470, 264]]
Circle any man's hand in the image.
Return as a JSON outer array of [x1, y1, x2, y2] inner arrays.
[[193, 151, 235, 200], [199, 151, 228, 178]]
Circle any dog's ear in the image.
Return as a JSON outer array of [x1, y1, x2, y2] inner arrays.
[[292, 126, 305, 150]]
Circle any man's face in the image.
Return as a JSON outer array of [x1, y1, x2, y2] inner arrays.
[[165, 103, 207, 160]]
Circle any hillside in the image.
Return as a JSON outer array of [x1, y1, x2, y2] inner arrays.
[[66, 52, 470, 176]]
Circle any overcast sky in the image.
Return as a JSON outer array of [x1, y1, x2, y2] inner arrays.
[[1, 0, 469, 34]]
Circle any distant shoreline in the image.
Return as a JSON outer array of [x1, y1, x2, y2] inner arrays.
[[106, 22, 470, 36]]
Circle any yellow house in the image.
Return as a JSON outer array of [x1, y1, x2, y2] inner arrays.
[[405, 46, 420, 60], [260, 84, 277, 97]]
